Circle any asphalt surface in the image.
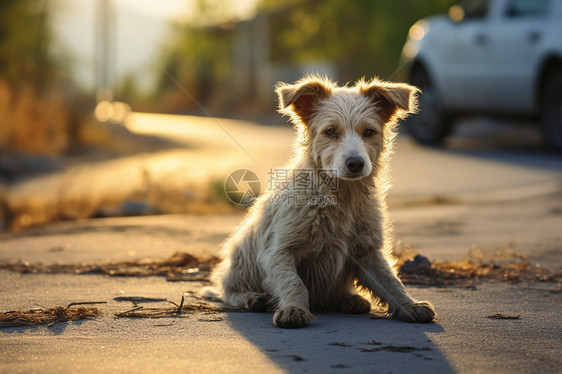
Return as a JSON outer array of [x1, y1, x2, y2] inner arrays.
[[1, 114, 562, 373], [1, 271, 560, 374], [1, 211, 560, 374]]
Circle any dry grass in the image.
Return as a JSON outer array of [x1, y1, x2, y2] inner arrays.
[[0, 306, 100, 327], [114, 294, 244, 319], [0, 252, 219, 281], [395, 243, 560, 287], [114, 304, 226, 319], [0, 80, 88, 155], [0, 79, 126, 158], [1, 245, 559, 290], [4, 162, 242, 232]]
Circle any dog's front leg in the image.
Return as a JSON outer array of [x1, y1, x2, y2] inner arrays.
[[263, 252, 316, 328], [356, 249, 436, 323]]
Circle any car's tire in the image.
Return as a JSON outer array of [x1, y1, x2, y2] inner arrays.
[[404, 66, 453, 145], [542, 70, 562, 151]]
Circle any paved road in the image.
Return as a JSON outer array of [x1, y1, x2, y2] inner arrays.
[[124, 113, 562, 203], [7, 113, 562, 230], [1, 211, 561, 374], [1, 114, 562, 373]]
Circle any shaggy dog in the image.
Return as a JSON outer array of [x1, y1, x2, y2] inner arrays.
[[210, 75, 436, 328]]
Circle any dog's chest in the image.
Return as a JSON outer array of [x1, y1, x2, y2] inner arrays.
[[299, 201, 382, 268], [308, 205, 370, 249]]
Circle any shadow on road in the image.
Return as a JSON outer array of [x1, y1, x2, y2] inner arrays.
[[441, 119, 562, 173], [226, 311, 454, 373]]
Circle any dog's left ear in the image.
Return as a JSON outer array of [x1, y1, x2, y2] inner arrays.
[[276, 76, 333, 124], [360, 80, 420, 124]]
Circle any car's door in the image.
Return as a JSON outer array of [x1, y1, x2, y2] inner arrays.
[[485, 0, 550, 113], [440, 0, 494, 110]]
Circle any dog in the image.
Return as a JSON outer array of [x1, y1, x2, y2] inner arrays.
[[210, 75, 436, 328]]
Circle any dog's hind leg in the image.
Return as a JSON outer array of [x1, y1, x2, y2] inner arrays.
[[216, 248, 271, 312], [355, 249, 436, 323], [339, 294, 372, 314], [225, 291, 271, 312], [336, 276, 372, 314]]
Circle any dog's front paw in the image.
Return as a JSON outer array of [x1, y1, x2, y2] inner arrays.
[[340, 295, 372, 314], [393, 301, 436, 323], [273, 306, 316, 328]]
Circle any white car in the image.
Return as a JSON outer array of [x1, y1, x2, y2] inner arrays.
[[400, 0, 562, 150]]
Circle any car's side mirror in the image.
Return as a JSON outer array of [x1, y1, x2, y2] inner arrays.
[[448, 5, 465, 23]]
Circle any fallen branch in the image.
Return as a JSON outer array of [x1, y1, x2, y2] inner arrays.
[[115, 306, 144, 317], [486, 313, 521, 320], [67, 301, 107, 308]]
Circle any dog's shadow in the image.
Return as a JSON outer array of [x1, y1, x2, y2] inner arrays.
[[226, 311, 454, 373]]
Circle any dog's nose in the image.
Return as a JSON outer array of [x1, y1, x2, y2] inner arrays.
[[346, 157, 364, 173]]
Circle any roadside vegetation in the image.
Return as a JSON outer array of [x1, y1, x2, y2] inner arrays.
[[1, 0, 457, 231]]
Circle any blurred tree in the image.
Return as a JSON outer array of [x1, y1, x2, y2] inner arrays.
[[156, 25, 231, 105], [0, 0, 95, 156], [153, 0, 236, 112], [0, 0, 60, 90], [153, 0, 456, 113], [260, 0, 456, 82]]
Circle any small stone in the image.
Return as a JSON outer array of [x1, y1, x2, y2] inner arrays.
[[400, 254, 432, 273]]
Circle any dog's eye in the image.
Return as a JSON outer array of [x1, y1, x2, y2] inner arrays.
[[324, 128, 337, 138], [363, 128, 376, 138]]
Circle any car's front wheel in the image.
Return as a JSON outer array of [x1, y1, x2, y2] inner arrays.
[[404, 66, 453, 145], [542, 70, 562, 151]]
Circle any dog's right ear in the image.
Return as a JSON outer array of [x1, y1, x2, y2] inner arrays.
[[276, 77, 333, 124]]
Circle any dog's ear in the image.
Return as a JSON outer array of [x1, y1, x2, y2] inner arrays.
[[360, 80, 420, 124], [276, 77, 333, 124]]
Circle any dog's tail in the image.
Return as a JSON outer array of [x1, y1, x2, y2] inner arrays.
[[201, 286, 222, 301], [201, 264, 226, 301], [202, 252, 231, 301]]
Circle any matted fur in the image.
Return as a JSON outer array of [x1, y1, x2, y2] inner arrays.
[[209, 75, 435, 328]]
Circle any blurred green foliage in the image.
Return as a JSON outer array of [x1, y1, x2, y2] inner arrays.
[[155, 0, 456, 112], [155, 24, 232, 110], [0, 0, 61, 90], [0, 0, 95, 156], [261, 0, 457, 81]]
